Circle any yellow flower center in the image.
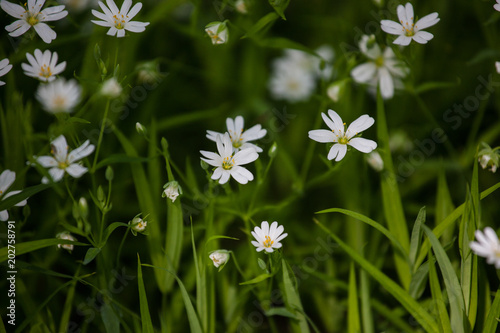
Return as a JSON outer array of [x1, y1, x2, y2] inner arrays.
[[375, 56, 384, 67], [53, 96, 67, 110], [401, 19, 415, 37], [338, 136, 349, 145], [27, 13, 39, 26], [39, 65, 52, 79], [58, 161, 69, 169], [222, 156, 234, 170], [113, 13, 127, 29], [263, 235, 274, 248]]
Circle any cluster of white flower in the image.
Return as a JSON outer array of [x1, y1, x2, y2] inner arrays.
[[268, 46, 334, 103], [201, 116, 266, 185]]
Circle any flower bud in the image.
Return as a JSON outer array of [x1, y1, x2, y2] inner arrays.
[[105, 166, 114, 181], [162, 181, 182, 203], [478, 142, 499, 173], [136, 122, 147, 136], [268, 142, 278, 158], [129, 214, 149, 236], [209, 250, 230, 269], [56, 231, 77, 252], [100, 77, 122, 98], [366, 151, 384, 172], [205, 21, 229, 45]]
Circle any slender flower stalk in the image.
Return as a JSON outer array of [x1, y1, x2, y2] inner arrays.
[[1, 0, 68, 43]]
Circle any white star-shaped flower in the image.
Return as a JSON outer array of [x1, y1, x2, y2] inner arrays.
[[308, 109, 377, 162], [36, 78, 82, 114], [34, 135, 95, 183], [22, 49, 66, 82], [381, 2, 439, 45], [0, 170, 28, 221], [351, 35, 409, 100], [209, 250, 230, 268], [495, 0, 500, 12], [207, 116, 267, 153], [251, 221, 288, 253], [0, 58, 13, 86], [470, 227, 500, 269], [1, 0, 68, 43], [200, 133, 258, 185], [91, 0, 149, 37]]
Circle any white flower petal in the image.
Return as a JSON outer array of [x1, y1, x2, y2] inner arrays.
[[415, 12, 439, 31], [308, 129, 335, 143], [230, 166, 253, 184], [346, 115, 375, 135], [36, 155, 58, 167], [33, 22, 57, 43], [218, 171, 230, 184], [0, 210, 8, 221], [380, 20, 403, 35], [67, 140, 95, 163], [48, 167, 65, 182], [327, 144, 347, 161], [66, 164, 88, 178], [348, 138, 377, 153], [0, 170, 16, 193], [232, 148, 258, 165], [351, 62, 377, 83], [393, 35, 412, 46], [378, 67, 394, 99]]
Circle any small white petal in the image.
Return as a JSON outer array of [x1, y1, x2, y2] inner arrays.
[[327, 144, 347, 161]]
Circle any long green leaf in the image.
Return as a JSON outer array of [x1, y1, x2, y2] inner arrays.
[[137, 256, 154, 333], [315, 219, 439, 333], [316, 208, 409, 266], [422, 225, 467, 333], [376, 90, 411, 289], [348, 264, 361, 333], [428, 250, 452, 333], [483, 288, 500, 333], [0, 238, 87, 262], [409, 207, 426, 270], [415, 182, 500, 268], [0, 183, 52, 211], [282, 260, 310, 333], [143, 264, 203, 333], [242, 12, 279, 38]]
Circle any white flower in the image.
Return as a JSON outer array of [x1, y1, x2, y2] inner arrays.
[[35, 135, 95, 183], [200, 133, 258, 185], [496, 61, 500, 74], [268, 65, 315, 103], [1, 0, 68, 43], [366, 151, 384, 172], [209, 250, 230, 268], [381, 2, 439, 46], [205, 21, 228, 45], [327, 80, 346, 103], [207, 116, 267, 153], [495, 0, 500, 12], [251, 221, 288, 253], [36, 78, 82, 113], [0, 170, 28, 221], [0, 58, 13, 86], [56, 231, 76, 252], [162, 181, 182, 202], [470, 227, 500, 269], [91, 0, 149, 37], [129, 213, 148, 235], [234, 0, 247, 14], [308, 109, 377, 162], [351, 35, 409, 100], [22, 49, 66, 82], [100, 77, 122, 98]]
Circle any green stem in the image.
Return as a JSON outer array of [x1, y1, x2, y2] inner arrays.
[[115, 228, 129, 268], [300, 99, 328, 188], [91, 99, 111, 172]]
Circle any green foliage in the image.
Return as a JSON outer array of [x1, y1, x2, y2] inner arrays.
[[2, 0, 500, 331]]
